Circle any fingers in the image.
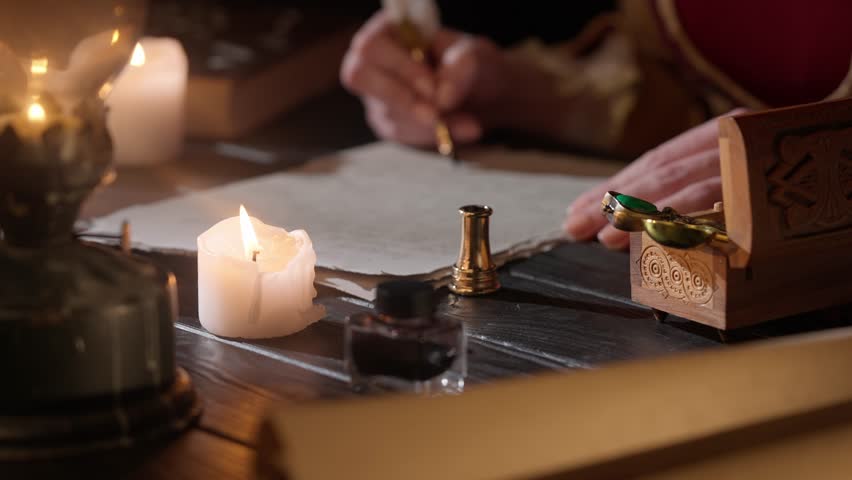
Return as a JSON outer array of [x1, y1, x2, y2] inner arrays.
[[595, 176, 723, 250], [563, 180, 612, 241], [364, 98, 433, 145], [342, 12, 492, 147], [436, 36, 481, 110], [594, 226, 631, 251], [341, 12, 436, 105], [435, 35, 502, 111], [431, 28, 466, 57], [567, 117, 722, 217], [563, 107, 746, 243], [343, 15, 443, 142], [564, 148, 720, 242], [613, 149, 720, 205], [568, 110, 742, 215], [364, 98, 483, 145], [356, 24, 437, 98], [442, 113, 483, 143], [654, 175, 723, 214], [345, 62, 435, 118]]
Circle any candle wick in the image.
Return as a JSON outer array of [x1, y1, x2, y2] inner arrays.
[[252, 250, 259, 262]]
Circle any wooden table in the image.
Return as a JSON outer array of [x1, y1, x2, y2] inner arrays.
[[9, 90, 852, 479]]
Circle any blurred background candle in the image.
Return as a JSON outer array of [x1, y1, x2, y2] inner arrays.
[[107, 37, 187, 166], [197, 205, 325, 339]]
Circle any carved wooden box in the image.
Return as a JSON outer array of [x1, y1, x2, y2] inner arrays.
[[630, 98, 852, 330]]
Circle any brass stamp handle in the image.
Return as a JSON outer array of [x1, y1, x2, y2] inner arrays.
[[450, 205, 500, 295], [601, 191, 729, 250]]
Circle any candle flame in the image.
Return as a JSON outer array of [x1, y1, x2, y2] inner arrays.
[[27, 102, 46, 123], [130, 42, 145, 67], [31, 57, 48, 75], [239, 205, 262, 261], [111, 29, 120, 45]]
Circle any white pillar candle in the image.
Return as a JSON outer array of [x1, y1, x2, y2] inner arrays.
[[197, 205, 325, 339], [107, 37, 187, 166]]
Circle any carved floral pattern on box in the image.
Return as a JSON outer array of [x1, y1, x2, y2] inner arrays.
[[769, 126, 852, 238], [639, 245, 714, 305]]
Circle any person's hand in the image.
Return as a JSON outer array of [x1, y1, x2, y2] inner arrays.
[[340, 11, 508, 147], [564, 110, 744, 250]]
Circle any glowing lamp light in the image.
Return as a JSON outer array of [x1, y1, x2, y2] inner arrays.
[[27, 102, 46, 123], [31, 57, 48, 75]]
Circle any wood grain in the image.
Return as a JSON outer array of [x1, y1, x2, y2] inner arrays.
[[171, 287, 562, 445], [175, 327, 351, 446], [505, 242, 635, 304], [442, 274, 719, 368], [180, 293, 554, 384], [128, 430, 254, 480]]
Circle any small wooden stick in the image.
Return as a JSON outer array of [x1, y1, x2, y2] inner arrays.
[[120, 221, 131, 254]]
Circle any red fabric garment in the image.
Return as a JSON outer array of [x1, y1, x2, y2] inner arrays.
[[672, 0, 852, 106]]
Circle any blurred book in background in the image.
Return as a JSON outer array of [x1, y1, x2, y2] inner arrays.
[[147, 1, 359, 140]]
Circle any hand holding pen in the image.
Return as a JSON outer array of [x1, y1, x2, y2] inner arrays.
[[340, 5, 508, 161]]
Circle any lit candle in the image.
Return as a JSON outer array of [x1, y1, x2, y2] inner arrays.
[[197, 205, 325, 338], [106, 37, 187, 166]]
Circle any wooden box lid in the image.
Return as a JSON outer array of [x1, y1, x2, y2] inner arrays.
[[718, 98, 852, 267]]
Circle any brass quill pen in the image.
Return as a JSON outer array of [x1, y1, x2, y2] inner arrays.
[[392, 14, 458, 162]]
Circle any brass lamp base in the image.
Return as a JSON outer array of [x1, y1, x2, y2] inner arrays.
[[0, 368, 200, 461], [0, 241, 201, 460]]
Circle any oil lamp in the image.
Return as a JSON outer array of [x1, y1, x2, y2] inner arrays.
[[0, 0, 199, 459]]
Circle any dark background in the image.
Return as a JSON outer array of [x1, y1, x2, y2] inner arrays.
[[159, 1, 617, 46]]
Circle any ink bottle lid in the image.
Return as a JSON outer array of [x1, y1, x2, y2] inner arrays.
[[375, 280, 435, 322]]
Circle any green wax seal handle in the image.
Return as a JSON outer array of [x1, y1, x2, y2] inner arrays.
[[601, 190, 729, 250], [614, 193, 659, 214]]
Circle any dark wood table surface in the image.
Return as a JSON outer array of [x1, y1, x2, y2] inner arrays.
[[9, 90, 852, 480]]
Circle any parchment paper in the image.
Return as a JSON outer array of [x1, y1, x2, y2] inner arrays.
[[90, 142, 616, 298]]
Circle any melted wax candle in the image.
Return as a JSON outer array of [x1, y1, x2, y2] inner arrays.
[[197, 206, 324, 338]]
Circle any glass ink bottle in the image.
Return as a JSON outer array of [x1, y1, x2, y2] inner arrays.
[[344, 280, 466, 395]]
